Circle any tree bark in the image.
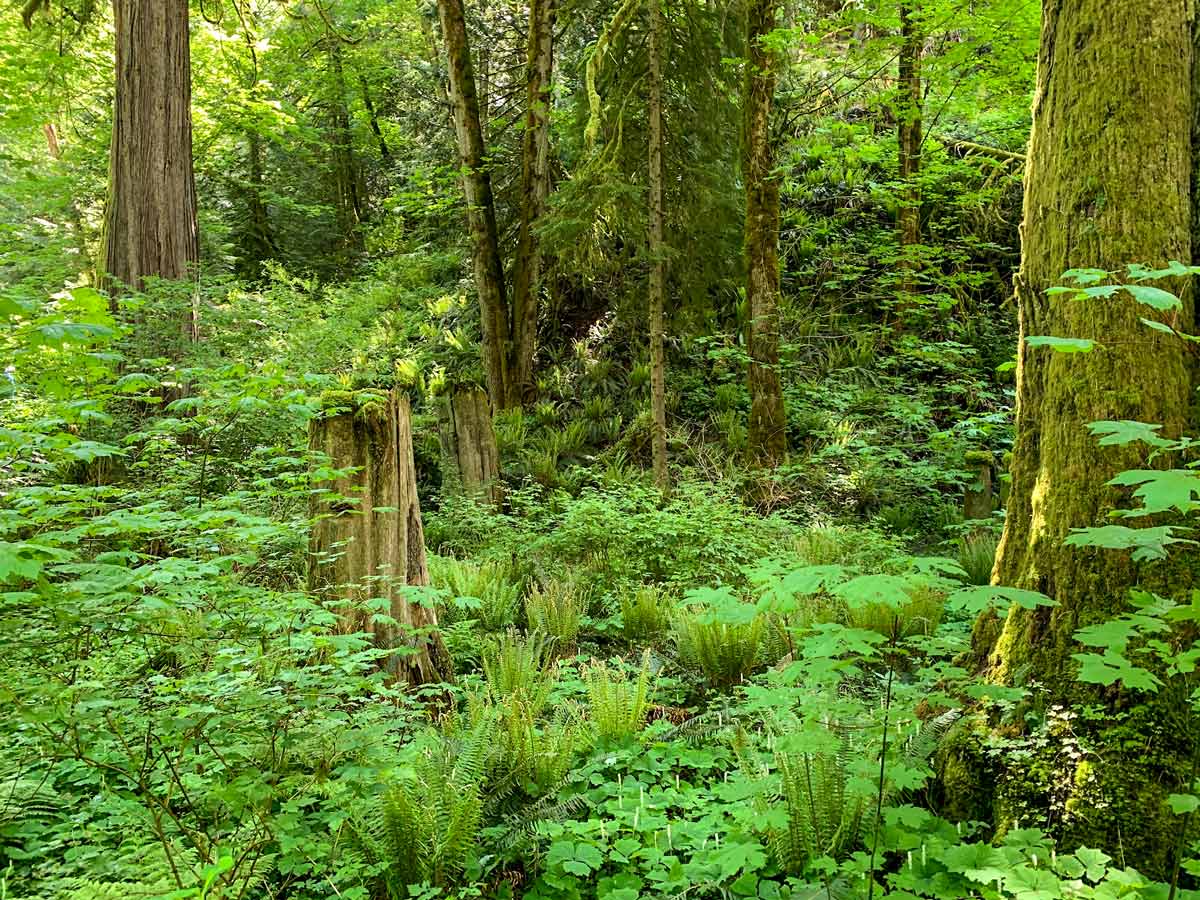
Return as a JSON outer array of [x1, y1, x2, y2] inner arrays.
[[308, 391, 452, 685], [647, 0, 669, 491], [327, 40, 365, 247], [437, 386, 502, 506], [896, 1, 922, 306], [744, 0, 787, 466], [101, 0, 199, 313], [437, 0, 512, 410], [509, 0, 556, 407], [972, 0, 1195, 873]]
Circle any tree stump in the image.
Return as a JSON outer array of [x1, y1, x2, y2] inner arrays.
[[437, 385, 502, 506], [308, 389, 452, 684], [962, 449, 994, 523]]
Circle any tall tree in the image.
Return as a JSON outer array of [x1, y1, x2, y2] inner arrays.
[[437, 0, 511, 409], [509, 0, 556, 407], [976, 0, 1194, 871], [647, 0, 669, 490], [895, 1, 921, 306], [101, 0, 199, 310], [744, 0, 786, 465]]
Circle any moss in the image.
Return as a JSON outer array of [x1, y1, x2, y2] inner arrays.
[[933, 714, 997, 825], [964, 449, 994, 466], [318, 388, 391, 424]]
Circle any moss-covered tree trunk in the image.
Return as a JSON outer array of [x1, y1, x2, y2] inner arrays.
[[744, 0, 787, 466], [437, 386, 502, 506], [438, 0, 512, 410], [966, 0, 1196, 873], [896, 1, 922, 307], [101, 0, 199, 310], [510, 0, 556, 408], [647, 0, 669, 491], [309, 391, 452, 685]]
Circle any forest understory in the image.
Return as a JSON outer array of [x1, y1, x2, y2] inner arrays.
[[4, 0, 1200, 898]]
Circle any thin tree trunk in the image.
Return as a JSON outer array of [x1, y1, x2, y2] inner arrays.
[[509, 0, 556, 407], [972, 0, 1194, 873], [896, 1, 922, 307], [744, 0, 786, 466], [647, 0, 669, 491], [437, 0, 512, 410], [327, 40, 364, 246], [359, 74, 391, 162], [308, 391, 453, 685], [101, 0, 199, 318]]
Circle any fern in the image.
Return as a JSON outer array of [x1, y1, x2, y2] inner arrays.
[[524, 580, 584, 652], [481, 629, 556, 716], [585, 650, 653, 742], [674, 607, 764, 690], [619, 584, 673, 643], [428, 554, 522, 631]]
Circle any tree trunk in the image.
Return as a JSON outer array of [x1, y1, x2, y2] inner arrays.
[[359, 74, 391, 163], [308, 391, 453, 685], [744, 0, 787, 466], [896, 1, 922, 307], [236, 129, 277, 280], [509, 0, 556, 407], [972, 0, 1195, 873], [101, 0, 199, 313], [437, 0, 512, 410], [647, 0, 669, 491], [437, 386, 502, 506], [327, 40, 364, 247]]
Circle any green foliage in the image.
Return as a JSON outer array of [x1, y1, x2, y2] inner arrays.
[[525, 580, 585, 652], [618, 584, 673, 643], [584, 653, 654, 744], [673, 593, 765, 691], [429, 554, 523, 631]]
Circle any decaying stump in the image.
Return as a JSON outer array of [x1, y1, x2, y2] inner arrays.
[[437, 385, 502, 506], [962, 449, 994, 523], [308, 389, 452, 684]]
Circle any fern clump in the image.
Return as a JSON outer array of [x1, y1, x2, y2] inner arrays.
[[674, 606, 764, 690], [585, 651, 653, 742], [428, 554, 522, 631], [362, 721, 493, 896], [845, 583, 944, 639], [956, 531, 999, 586], [525, 580, 584, 652], [619, 584, 673, 643], [771, 746, 867, 874], [481, 629, 557, 715]]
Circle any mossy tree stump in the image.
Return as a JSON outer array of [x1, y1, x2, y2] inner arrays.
[[437, 385, 502, 506], [308, 389, 452, 685], [962, 449, 994, 524]]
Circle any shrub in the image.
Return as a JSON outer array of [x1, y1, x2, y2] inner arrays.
[[957, 531, 999, 586], [481, 630, 556, 715]]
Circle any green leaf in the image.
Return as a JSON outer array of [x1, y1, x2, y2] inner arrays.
[[1025, 336, 1096, 353], [947, 585, 1058, 614], [834, 574, 914, 610], [1109, 469, 1200, 515], [1060, 268, 1110, 285], [1123, 284, 1182, 310], [1086, 421, 1171, 448], [1073, 650, 1163, 692], [1168, 793, 1200, 815], [1066, 525, 1193, 561]]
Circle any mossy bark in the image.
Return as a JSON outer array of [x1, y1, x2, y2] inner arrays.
[[437, 0, 512, 410], [744, 0, 787, 466], [965, 0, 1197, 874], [437, 386, 502, 506], [896, 1, 922, 307], [510, 0, 556, 408], [308, 391, 452, 685], [648, 0, 669, 492]]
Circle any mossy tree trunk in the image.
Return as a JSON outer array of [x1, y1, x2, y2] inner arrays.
[[437, 386, 502, 506], [744, 0, 787, 466], [647, 0, 669, 491], [510, 0, 556, 408], [101, 0, 199, 314], [969, 0, 1196, 874], [309, 391, 452, 685], [438, 0, 512, 410], [896, 1, 922, 307]]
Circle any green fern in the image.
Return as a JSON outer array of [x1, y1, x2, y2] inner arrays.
[[428, 554, 522, 631], [585, 651, 653, 742], [673, 607, 763, 690], [481, 629, 556, 716], [525, 580, 584, 652], [619, 584, 673, 643]]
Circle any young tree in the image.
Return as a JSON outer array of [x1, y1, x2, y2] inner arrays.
[[647, 0, 668, 490], [101, 0, 199, 310], [744, 0, 786, 465], [437, 0, 511, 410], [509, 0, 556, 407]]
